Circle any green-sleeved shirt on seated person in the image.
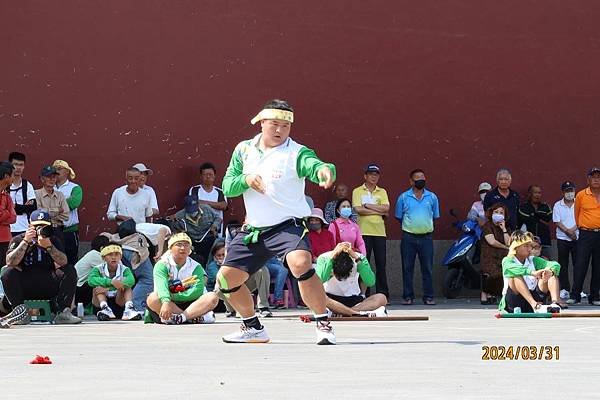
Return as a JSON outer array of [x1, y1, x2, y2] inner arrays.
[[315, 250, 375, 297], [153, 255, 205, 304]]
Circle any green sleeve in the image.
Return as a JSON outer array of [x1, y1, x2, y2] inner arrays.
[[87, 266, 113, 288], [173, 264, 205, 302], [296, 147, 336, 185], [356, 257, 376, 287], [315, 254, 334, 283], [66, 185, 83, 210], [122, 267, 136, 288], [222, 141, 250, 198], [153, 261, 173, 304], [532, 257, 561, 276], [501, 257, 532, 277]]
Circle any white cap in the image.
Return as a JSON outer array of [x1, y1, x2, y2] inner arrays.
[[478, 182, 492, 192], [132, 163, 153, 175]]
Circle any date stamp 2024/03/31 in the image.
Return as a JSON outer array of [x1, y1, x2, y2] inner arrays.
[[482, 346, 559, 361]]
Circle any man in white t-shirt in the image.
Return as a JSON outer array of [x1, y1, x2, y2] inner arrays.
[[553, 181, 579, 300], [7, 152, 36, 236], [107, 167, 153, 224], [188, 162, 228, 235], [132, 163, 159, 216]]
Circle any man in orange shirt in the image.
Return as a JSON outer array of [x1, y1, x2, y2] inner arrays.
[[569, 167, 600, 305]]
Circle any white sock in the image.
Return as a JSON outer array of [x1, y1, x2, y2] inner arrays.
[[125, 301, 134, 309], [100, 301, 108, 308]]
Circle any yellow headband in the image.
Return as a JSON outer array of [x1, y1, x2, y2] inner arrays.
[[250, 109, 294, 125], [101, 245, 122, 257], [507, 233, 534, 257], [168, 232, 192, 248]]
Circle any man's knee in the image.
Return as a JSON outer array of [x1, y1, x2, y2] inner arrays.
[[295, 268, 315, 282], [1, 266, 20, 285]]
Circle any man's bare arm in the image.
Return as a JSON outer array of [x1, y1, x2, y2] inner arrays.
[[47, 246, 68, 267], [6, 241, 30, 267]]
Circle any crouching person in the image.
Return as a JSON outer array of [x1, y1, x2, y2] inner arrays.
[[0, 210, 81, 328], [499, 231, 562, 314], [316, 242, 387, 317], [145, 233, 218, 324], [88, 244, 141, 321]]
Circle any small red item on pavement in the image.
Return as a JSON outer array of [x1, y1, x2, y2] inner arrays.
[[30, 355, 52, 364]]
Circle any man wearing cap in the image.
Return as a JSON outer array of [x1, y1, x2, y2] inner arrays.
[[570, 168, 600, 305], [483, 168, 520, 230], [352, 164, 390, 299], [145, 232, 218, 324], [53, 160, 83, 266], [218, 99, 337, 345], [1, 209, 81, 327], [107, 167, 153, 224], [552, 181, 578, 300], [132, 163, 159, 216], [395, 169, 440, 306], [34, 166, 69, 230]]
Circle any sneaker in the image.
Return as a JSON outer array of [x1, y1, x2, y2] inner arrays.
[[96, 305, 116, 321], [225, 310, 237, 318], [54, 308, 82, 324], [533, 303, 547, 314], [222, 324, 270, 343], [0, 304, 28, 328], [592, 300, 600, 306], [581, 292, 588, 298], [559, 289, 570, 299], [547, 303, 561, 313], [373, 306, 388, 317], [316, 320, 336, 345], [271, 300, 286, 309], [121, 306, 142, 321], [258, 308, 273, 318], [200, 311, 216, 324], [566, 298, 580, 305]]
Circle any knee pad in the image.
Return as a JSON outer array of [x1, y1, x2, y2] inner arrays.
[[296, 268, 315, 281], [219, 285, 241, 294], [215, 274, 242, 299]]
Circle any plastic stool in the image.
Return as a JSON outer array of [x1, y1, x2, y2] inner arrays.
[[24, 300, 53, 323]]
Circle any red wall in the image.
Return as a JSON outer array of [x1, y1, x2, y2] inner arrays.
[[2, 1, 600, 240]]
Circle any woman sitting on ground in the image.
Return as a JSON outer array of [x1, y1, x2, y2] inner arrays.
[[145, 232, 218, 324], [498, 231, 562, 314], [480, 203, 512, 305]]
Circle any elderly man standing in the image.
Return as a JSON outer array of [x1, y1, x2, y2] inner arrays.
[[34, 166, 69, 232], [107, 167, 153, 224], [483, 168, 520, 231], [53, 160, 83, 266], [395, 169, 440, 306], [569, 167, 600, 305]]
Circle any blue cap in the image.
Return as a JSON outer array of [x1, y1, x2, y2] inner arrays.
[[561, 181, 575, 191], [40, 165, 58, 177], [588, 167, 600, 176], [30, 209, 51, 226], [184, 195, 199, 214], [365, 164, 380, 174]]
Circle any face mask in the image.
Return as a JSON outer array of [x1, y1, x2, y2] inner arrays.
[[480, 193, 487, 202], [339, 207, 352, 219], [414, 180, 426, 190], [564, 192, 575, 201], [492, 213, 504, 224], [308, 222, 321, 231], [215, 259, 223, 266]]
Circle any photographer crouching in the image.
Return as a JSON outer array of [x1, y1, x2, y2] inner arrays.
[[0, 209, 81, 328]]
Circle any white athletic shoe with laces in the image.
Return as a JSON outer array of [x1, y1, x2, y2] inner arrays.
[[316, 320, 336, 345], [373, 306, 388, 317], [222, 324, 270, 343], [200, 311, 216, 324], [97, 304, 116, 321], [121, 305, 142, 321]]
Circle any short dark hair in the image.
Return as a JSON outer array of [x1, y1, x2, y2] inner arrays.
[[126, 167, 140, 174], [199, 162, 216, 174], [91, 235, 110, 252], [211, 239, 226, 257], [334, 197, 352, 218], [0, 161, 15, 180], [8, 152, 25, 163], [332, 252, 355, 281], [263, 99, 293, 112], [409, 169, 425, 179]]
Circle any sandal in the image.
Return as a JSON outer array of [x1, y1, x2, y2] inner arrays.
[[424, 298, 436, 306], [401, 298, 413, 306]]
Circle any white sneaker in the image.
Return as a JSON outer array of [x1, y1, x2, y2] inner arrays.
[[547, 303, 561, 313], [200, 311, 215, 324], [54, 308, 82, 324], [373, 306, 388, 317], [121, 306, 142, 321], [559, 289, 570, 299], [97, 305, 116, 321], [581, 292, 588, 298], [592, 300, 600, 306], [222, 324, 270, 343], [533, 304, 548, 314], [0, 304, 28, 328], [316, 320, 336, 345]]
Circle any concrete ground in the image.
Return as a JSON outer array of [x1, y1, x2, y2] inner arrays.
[[1, 300, 600, 400]]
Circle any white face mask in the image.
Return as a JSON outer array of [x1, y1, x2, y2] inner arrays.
[[564, 192, 575, 201], [480, 193, 487, 202]]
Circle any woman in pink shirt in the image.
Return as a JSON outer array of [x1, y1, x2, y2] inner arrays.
[[328, 198, 366, 255]]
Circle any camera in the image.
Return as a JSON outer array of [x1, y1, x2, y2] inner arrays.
[[36, 225, 54, 239]]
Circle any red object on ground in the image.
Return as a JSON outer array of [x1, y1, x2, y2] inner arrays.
[[30, 355, 52, 364]]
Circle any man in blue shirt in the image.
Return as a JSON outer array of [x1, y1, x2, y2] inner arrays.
[[395, 169, 440, 305]]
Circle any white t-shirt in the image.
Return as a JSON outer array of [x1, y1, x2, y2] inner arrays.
[[107, 186, 153, 224], [8, 179, 36, 233], [141, 185, 159, 212], [136, 222, 171, 246], [552, 199, 578, 241], [74, 250, 104, 287]]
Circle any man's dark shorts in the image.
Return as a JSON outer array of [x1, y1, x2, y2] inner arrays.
[[326, 293, 364, 308], [223, 218, 310, 275], [505, 286, 549, 313]]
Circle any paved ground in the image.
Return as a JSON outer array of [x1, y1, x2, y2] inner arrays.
[[2, 300, 600, 399]]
